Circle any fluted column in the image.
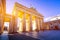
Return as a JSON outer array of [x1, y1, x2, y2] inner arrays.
[[30, 15, 32, 31], [0, 14, 4, 34], [39, 18, 41, 30], [9, 15, 17, 33], [9, 16, 14, 33], [37, 18, 40, 31], [40, 18, 44, 30], [29, 14, 32, 31], [13, 16, 17, 33], [0, 0, 6, 34], [38, 18, 41, 30], [22, 13, 26, 32], [35, 17, 39, 31], [26, 14, 32, 32]]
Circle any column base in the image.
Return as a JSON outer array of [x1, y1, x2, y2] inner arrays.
[[8, 32, 18, 34], [0, 31, 3, 35], [0, 33, 2, 35]]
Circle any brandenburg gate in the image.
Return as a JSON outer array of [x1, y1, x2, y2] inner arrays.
[[0, 0, 44, 34]]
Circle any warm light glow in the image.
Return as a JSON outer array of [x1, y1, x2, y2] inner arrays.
[[17, 18, 23, 32], [26, 20, 29, 31], [19, 21, 23, 32], [12, 11, 16, 16], [25, 14, 30, 31], [4, 15, 10, 22], [26, 14, 30, 20], [32, 16, 36, 20], [18, 11, 24, 18], [32, 16, 37, 31], [17, 11, 24, 32], [32, 20, 36, 31]]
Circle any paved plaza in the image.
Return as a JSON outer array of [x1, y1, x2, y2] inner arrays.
[[0, 30, 60, 40]]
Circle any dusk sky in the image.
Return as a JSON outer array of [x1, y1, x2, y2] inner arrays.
[[6, 0, 60, 21]]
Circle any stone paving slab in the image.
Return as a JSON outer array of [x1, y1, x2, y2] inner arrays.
[[8, 33, 40, 40]]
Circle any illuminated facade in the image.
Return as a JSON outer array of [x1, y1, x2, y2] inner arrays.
[[0, 0, 44, 34], [11, 2, 44, 33]]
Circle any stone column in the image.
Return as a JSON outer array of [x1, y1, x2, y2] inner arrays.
[[0, 0, 6, 34], [39, 18, 42, 30], [28, 14, 32, 31], [9, 16, 17, 33], [40, 18, 44, 30], [22, 13, 26, 32], [35, 17, 39, 31], [37, 18, 40, 31], [9, 16, 14, 34], [13, 16, 17, 33], [25, 14, 32, 32], [0, 14, 4, 34]]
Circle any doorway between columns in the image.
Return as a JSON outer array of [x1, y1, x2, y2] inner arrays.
[[3, 22, 9, 34]]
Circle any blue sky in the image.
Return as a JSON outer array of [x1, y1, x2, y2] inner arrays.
[[6, 0, 60, 21]]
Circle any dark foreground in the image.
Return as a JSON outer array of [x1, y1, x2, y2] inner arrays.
[[8, 33, 39, 40], [0, 33, 39, 40]]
